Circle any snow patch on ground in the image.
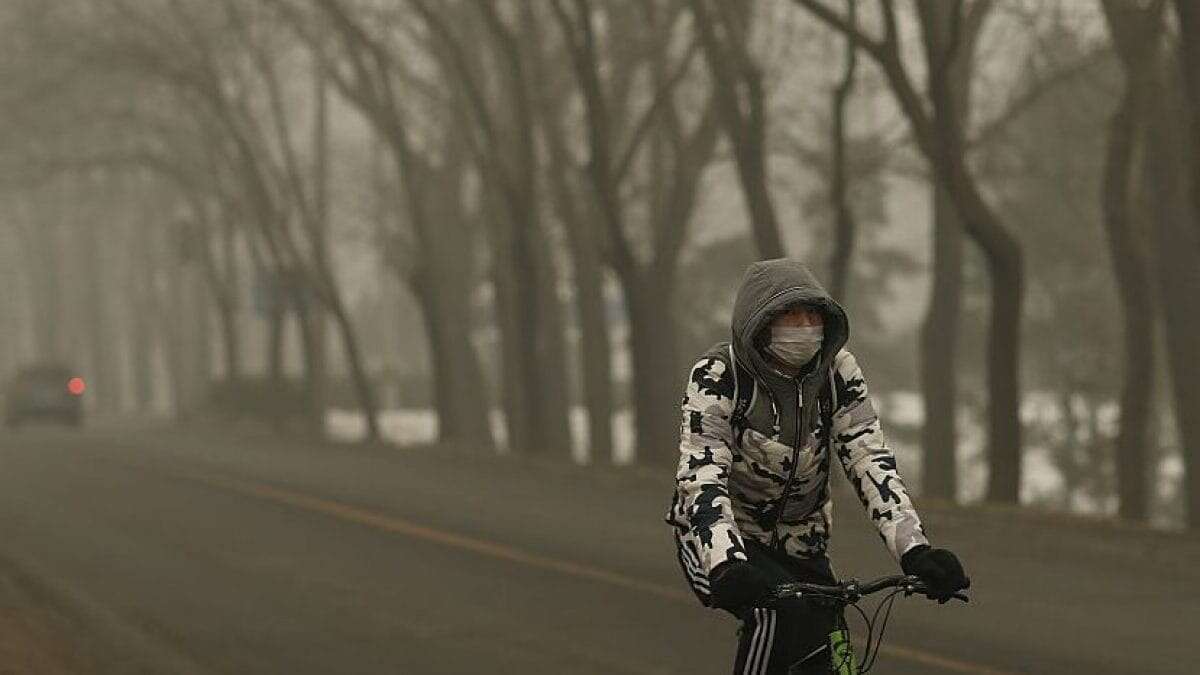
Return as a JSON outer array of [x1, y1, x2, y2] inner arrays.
[[327, 390, 1184, 527]]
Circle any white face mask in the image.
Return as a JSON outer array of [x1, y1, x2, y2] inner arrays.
[[767, 325, 824, 368]]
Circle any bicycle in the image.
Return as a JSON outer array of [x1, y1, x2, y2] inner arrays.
[[762, 574, 969, 674]]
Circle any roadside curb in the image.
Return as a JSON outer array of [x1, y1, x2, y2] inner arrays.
[[0, 549, 213, 675]]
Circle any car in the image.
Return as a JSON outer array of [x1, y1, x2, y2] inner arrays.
[[4, 364, 85, 429]]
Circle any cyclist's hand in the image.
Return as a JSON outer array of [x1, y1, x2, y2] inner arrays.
[[901, 545, 970, 603], [708, 561, 772, 611]]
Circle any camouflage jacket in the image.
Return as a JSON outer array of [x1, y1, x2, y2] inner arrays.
[[665, 259, 928, 591]]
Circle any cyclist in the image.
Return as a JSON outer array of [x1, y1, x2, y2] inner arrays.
[[665, 258, 969, 674]]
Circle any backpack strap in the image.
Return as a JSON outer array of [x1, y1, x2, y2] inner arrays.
[[829, 363, 839, 413], [819, 364, 838, 452], [728, 344, 755, 447]]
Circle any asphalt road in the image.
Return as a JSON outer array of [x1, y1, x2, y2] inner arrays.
[[0, 427, 1194, 674]]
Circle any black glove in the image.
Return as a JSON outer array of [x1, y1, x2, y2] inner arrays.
[[708, 560, 773, 611], [901, 545, 970, 603]]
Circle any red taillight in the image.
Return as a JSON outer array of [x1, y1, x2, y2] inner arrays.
[[67, 377, 86, 396]]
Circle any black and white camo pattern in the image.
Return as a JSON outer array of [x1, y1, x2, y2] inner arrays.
[[667, 355, 750, 575], [666, 348, 928, 585]]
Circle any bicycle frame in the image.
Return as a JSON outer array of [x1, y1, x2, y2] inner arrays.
[[796, 626, 857, 674]]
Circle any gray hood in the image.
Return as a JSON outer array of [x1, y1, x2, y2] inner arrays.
[[731, 259, 849, 440]]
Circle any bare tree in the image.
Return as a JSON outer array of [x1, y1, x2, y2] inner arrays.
[[1173, 0, 1200, 244], [526, 3, 615, 463], [916, 2, 990, 503], [1131, 29, 1200, 529], [90, 0, 382, 437], [690, 0, 785, 259], [405, 0, 578, 457], [1168, 0, 1200, 528], [826, 0, 859, 301], [796, 0, 1027, 504], [278, 0, 496, 451], [1099, 0, 1165, 522], [549, 0, 721, 464]]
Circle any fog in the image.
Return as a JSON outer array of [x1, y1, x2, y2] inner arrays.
[[0, 2, 1197, 673]]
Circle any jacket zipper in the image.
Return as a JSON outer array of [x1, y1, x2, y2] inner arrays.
[[770, 375, 808, 548]]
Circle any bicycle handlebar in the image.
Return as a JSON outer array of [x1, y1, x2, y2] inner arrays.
[[767, 574, 969, 606]]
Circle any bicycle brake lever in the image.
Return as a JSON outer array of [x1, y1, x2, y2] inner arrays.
[[905, 582, 970, 604]]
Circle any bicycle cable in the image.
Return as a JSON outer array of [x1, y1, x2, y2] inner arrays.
[[778, 580, 930, 673], [831, 611, 855, 674], [832, 599, 870, 674], [859, 588, 903, 673]]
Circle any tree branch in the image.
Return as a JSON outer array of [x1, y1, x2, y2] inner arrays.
[[968, 46, 1106, 149], [792, 0, 886, 58]]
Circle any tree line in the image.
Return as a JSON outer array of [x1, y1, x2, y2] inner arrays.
[[1, 0, 1198, 528]]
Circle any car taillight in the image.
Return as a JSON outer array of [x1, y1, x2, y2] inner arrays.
[[67, 377, 86, 396]]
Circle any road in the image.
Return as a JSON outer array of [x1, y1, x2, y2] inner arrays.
[[0, 427, 1193, 674]]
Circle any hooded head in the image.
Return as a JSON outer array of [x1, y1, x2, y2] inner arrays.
[[731, 258, 849, 392]]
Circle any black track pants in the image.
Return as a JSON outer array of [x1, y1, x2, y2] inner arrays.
[[729, 538, 840, 675]]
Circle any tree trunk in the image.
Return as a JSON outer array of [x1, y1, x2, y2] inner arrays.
[[469, 1, 572, 458], [305, 58, 332, 436], [919, 186, 964, 501], [571, 236, 614, 463], [1101, 90, 1156, 522], [80, 217, 116, 413], [409, 275, 451, 431], [827, 0, 858, 302], [491, 250, 529, 453], [499, 205, 571, 456], [923, 49, 1026, 505], [310, 308, 328, 423], [827, 59, 856, 301], [691, 0, 785, 260], [166, 269, 188, 422], [922, 134, 1025, 504], [380, 134, 494, 452], [215, 297, 241, 384], [624, 270, 682, 465], [292, 298, 326, 435], [547, 193, 614, 465], [533, 235, 575, 458], [493, 215, 573, 457], [448, 309, 495, 452], [735, 138, 785, 260], [267, 304, 285, 385], [979, 230, 1025, 504], [167, 257, 205, 421], [131, 293, 155, 411], [915, 1, 988, 504], [191, 259, 212, 409], [1056, 387, 1082, 510], [1141, 60, 1200, 529], [409, 262, 495, 452], [1172, 0, 1200, 244], [326, 295, 380, 442], [128, 218, 156, 411], [423, 161, 495, 452], [219, 218, 242, 381], [0, 244, 14, 382], [536, 86, 615, 463]]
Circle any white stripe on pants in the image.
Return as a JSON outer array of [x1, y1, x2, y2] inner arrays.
[[743, 608, 777, 675]]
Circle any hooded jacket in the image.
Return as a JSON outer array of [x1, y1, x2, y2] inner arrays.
[[666, 259, 928, 601]]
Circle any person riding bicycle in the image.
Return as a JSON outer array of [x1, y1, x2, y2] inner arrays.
[[665, 258, 970, 674]]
